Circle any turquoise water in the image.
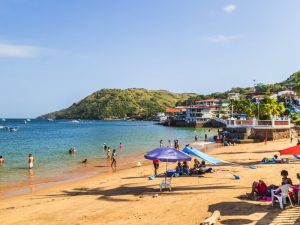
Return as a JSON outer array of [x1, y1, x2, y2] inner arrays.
[[0, 119, 217, 189]]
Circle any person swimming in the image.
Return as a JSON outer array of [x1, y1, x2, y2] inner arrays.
[[68, 147, 76, 154]]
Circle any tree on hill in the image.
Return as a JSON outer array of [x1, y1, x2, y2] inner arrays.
[[258, 96, 285, 120]]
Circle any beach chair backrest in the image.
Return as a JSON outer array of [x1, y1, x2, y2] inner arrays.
[[279, 184, 291, 196]]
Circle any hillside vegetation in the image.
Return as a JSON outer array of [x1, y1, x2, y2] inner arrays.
[[178, 70, 300, 105], [40, 88, 197, 120]]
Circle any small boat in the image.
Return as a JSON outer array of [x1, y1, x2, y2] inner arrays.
[[0, 126, 4, 129], [71, 120, 80, 123], [47, 118, 54, 122], [26, 119, 31, 122]]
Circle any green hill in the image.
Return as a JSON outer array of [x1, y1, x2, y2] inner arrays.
[[40, 88, 197, 120]]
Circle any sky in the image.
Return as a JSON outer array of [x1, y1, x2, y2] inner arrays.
[[0, 0, 300, 118]]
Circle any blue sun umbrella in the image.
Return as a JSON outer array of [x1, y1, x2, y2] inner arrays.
[[144, 147, 192, 181]]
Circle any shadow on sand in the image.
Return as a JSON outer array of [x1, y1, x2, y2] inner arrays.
[[41, 183, 240, 202], [208, 201, 300, 225]]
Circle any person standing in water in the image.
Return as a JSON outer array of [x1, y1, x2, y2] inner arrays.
[[28, 153, 34, 169], [195, 135, 198, 142], [111, 149, 117, 169], [160, 139, 163, 147], [119, 142, 123, 153], [106, 147, 111, 160], [205, 133, 208, 141], [0, 155, 4, 164], [168, 140, 172, 147]]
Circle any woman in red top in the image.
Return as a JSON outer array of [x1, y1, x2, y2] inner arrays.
[[250, 180, 267, 197]]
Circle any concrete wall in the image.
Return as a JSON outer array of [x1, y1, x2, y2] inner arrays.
[[251, 128, 290, 141]]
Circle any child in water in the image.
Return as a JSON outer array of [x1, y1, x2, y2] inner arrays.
[[0, 155, 4, 164], [120, 142, 123, 153]]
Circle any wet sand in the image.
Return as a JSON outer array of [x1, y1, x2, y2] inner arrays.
[[1, 139, 300, 225]]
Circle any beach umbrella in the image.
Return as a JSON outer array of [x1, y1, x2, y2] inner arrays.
[[279, 145, 300, 155], [144, 147, 192, 182], [144, 147, 192, 162]]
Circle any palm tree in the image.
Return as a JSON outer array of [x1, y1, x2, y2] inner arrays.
[[259, 96, 285, 119]]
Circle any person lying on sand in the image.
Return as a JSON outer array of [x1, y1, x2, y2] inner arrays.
[[261, 155, 289, 164]]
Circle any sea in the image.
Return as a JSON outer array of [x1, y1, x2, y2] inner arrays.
[[0, 119, 217, 196]]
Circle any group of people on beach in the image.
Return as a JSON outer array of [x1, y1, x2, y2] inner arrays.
[[249, 170, 300, 202], [152, 158, 214, 177], [103, 143, 123, 170], [159, 139, 180, 149], [176, 159, 214, 175]]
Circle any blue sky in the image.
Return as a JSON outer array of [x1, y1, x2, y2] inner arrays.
[[0, 0, 300, 118]]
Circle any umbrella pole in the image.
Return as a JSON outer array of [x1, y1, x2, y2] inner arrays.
[[165, 160, 168, 184]]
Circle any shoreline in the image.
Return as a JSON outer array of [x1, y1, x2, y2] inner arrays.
[[0, 141, 216, 200], [0, 151, 152, 200]]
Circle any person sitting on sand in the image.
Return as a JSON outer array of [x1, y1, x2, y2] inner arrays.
[[182, 161, 189, 175], [176, 162, 183, 174], [199, 160, 214, 174], [281, 170, 292, 185], [249, 180, 268, 198], [28, 153, 34, 169], [189, 159, 200, 174], [297, 139, 300, 146], [0, 155, 4, 164]]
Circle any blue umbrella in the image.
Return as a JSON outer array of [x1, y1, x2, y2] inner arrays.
[[144, 147, 192, 162], [144, 147, 192, 182]]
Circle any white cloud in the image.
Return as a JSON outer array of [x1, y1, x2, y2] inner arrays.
[[203, 34, 243, 43], [223, 4, 236, 14], [0, 43, 45, 58]]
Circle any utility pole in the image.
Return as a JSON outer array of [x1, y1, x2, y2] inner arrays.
[[257, 102, 260, 120]]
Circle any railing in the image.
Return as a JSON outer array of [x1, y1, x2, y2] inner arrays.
[[225, 119, 291, 128]]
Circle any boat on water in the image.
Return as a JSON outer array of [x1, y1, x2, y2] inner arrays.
[[47, 118, 54, 122], [71, 120, 80, 123], [0, 126, 4, 129], [26, 119, 31, 122]]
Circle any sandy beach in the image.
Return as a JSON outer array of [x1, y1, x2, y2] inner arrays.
[[2, 139, 300, 225]]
